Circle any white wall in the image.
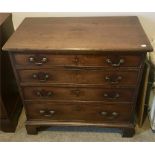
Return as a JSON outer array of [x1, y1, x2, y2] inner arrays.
[[12, 12, 155, 43]]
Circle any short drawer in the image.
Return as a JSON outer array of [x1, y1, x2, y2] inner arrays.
[[18, 69, 139, 86], [13, 53, 143, 68], [22, 86, 135, 102], [25, 101, 133, 123]]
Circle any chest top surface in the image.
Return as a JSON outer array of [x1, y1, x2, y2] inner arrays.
[[3, 16, 153, 53]]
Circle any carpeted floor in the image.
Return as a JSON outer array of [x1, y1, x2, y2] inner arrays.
[[0, 110, 155, 142]]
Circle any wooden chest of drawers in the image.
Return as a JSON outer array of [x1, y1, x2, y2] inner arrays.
[[0, 13, 22, 132], [3, 16, 153, 137]]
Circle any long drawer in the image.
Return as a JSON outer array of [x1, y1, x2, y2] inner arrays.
[[17, 69, 139, 86], [25, 101, 133, 123], [22, 86, 135, 102], [13, 53, 143, 68]]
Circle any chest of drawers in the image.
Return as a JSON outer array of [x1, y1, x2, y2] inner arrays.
[[0, 13, 22, 132], [3, 16, 153, 137]]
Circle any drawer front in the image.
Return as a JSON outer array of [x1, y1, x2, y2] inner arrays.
[[25, 101, 133, 123], [14, 54, 143, 68], [18, 69, 139, 86], [22, 86, 135, 102]]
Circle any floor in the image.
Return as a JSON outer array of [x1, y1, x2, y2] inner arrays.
[[0, 110, 155, 142]]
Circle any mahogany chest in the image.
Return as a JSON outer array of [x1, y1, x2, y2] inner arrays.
[[0, 13, 22, 132], [3, 16, 153, 137]]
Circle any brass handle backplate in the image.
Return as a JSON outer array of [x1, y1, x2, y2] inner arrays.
[[106, 58, 124, 67], [29, 55, 48, 65], [105, 75, 122, 84], [39, 110, 55, 117], [104, 92, 120, 99], [32, 72, 49, 82], [101, 111, 119, 119], [35, 89, 53, 97]]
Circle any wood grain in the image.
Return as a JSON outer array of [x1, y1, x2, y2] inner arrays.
[[13, 53, 143, 68], [25, 101, 133, 123], [3, 17, 153, 52], [22, 86, 135, 102], [17, 69, 139, 87]]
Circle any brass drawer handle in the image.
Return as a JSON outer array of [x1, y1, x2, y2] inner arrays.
[[112, 112, 119, 117], [39, 110, 55, 117], [106, 58, 124, 67], [32, 72, 49, 82], [104, 93, 120, 99], [35, 90, 53, 97], [105, 75, 122, 84], [101, 111, 108, 116], [29, 55, 48, 65], [101, 111, 119, 119]]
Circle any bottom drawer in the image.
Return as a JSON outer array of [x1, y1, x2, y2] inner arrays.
[[25, 101, 133, 123]]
